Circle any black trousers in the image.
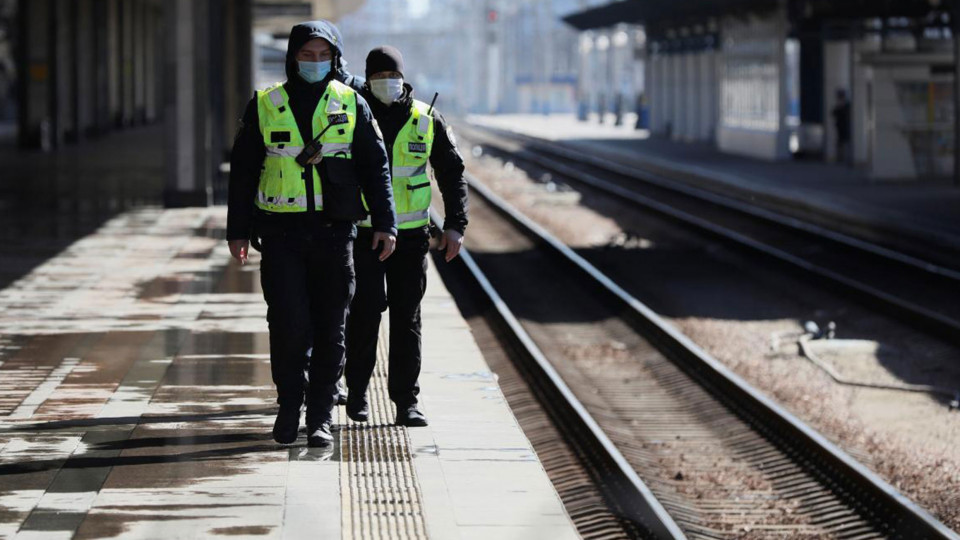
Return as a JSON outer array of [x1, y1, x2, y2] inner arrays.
[[259, 225, 355, 427], [345, 229, 429, 407]]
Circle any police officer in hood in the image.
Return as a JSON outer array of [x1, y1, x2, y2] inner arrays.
[[227, 21, 397, 447], [345, 46, 468, 427]]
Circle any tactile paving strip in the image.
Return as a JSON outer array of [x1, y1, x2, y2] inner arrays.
[[339, 321, 428, 540]]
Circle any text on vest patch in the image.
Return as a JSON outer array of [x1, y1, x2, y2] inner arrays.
[[327, 113, 349, 126]]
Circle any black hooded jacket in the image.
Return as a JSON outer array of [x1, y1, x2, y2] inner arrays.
[[226, 21, 395, 241], [360, 82, 468, 236]]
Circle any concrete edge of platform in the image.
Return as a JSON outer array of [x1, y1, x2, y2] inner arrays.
[[406, 257, 581, 540], [466, 120, 960, 265], [601, 144, 960, 256]]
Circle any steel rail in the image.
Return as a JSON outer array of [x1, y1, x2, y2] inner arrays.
[[452, 175, 959, 540], [463, 124, 960, 345], [430, 209, 688, 539], [467, 123, 960, 280]]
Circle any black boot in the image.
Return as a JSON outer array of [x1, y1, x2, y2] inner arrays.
[[337, 380, 348, 406], [346, 393, 369, 422], [272, 405, 301, 444], [307, 421, 334, 447], [395, 404, 428, 427]]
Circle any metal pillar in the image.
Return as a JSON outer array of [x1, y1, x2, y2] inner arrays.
[[954, 1, 960, 186], [162, 0, 253, 207], [119, 0, 133, 125], [17, 0, 54, 149], [93, 0, 110, 133], [163, 0, 204, 207], [76, 0, 95, 139], [106, 0, 119, 125]]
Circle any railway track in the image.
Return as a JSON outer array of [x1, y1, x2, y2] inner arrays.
[[458, 124, 960, 346], [436, 177, 959, 539]]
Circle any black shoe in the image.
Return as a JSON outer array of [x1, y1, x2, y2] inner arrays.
[[346, 394, 369, 422], [336, 380, 348, 406], [395, 405, 428, 427], [307, 422, 334, 448], [272, 406, 301, 445]]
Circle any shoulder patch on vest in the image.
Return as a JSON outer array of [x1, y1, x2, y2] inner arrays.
[[408, 142, 427, 153], [446, 126, 456, 145], [371, 119, 383, 140], [267, 88, 284, 108]]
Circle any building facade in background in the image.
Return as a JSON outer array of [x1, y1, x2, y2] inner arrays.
[[565, 0, 958, 181], [334, 0, 598, 115]]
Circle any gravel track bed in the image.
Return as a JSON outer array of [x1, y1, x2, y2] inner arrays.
[[461, 189, 881, 538], [432, 251, 643, 539], [459, 142, 960, 532]]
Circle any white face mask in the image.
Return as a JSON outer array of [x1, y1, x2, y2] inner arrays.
[[370, 78, 404, 104]]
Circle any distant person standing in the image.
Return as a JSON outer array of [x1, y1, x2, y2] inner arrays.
[[345, 46, 469, 427], [832, 89, 851, 165]]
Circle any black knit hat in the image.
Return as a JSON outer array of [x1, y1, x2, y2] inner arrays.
[[365, 46, 405, 78]]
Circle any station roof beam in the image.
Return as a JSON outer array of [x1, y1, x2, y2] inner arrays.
[[562, 0, 958, 33]]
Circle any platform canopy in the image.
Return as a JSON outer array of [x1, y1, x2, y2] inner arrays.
[[562, 0, 771, 31], [562, 0, 956, 31]]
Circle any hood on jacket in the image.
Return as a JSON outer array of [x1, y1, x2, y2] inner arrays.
[[285, 20, 347, 82]]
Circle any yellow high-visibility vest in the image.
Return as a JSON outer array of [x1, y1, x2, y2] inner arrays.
[[255, 80, 357, 213], [360, 99, 434, 229]]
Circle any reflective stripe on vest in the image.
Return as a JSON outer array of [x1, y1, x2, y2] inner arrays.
[[321, 142, 353, 157], [265, 146, 302, 158], [264, 142, 353, 159], [358, 99, 434, 229], [393, 164, 427, 178], [399, 209, 430, 224], [254, 80, 357, 214]]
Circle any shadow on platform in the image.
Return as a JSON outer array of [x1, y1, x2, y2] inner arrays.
[[0, 125, 166, 291]]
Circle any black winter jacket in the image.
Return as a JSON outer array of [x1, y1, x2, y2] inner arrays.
[[360, 83, 468, 236], [226, 21, 395, 241]]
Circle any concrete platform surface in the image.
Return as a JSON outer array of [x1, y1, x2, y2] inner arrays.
[[0, 207, 577, 540], [466, 113, 960, 260]]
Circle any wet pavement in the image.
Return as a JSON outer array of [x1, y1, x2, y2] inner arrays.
[[0, 208, 284, 538], [0, 125, 166, 293], [0, 207, 576, 539]]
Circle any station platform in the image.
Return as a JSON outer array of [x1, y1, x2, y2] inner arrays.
[[0, 207, 577, 539], [466, 113, 960, 264]]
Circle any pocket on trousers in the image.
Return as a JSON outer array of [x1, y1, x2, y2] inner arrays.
[[321, 158, 364, 221]]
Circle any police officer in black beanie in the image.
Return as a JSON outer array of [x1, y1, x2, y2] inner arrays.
[[344, 46, 469, 427]]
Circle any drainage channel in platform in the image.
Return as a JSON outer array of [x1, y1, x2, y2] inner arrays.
[[338, 323, 428, 540]]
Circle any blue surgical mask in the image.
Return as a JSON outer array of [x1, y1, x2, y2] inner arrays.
[[298, 60, 332, 83]]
